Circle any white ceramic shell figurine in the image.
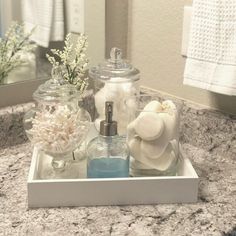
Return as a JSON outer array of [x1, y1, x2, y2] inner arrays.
[[128, 100, 178, 171]]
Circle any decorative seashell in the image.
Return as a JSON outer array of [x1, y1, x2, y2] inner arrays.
[[140, 135, 169, 159], [134, 112, 164, 141], [143, 100, 162, 112], [130, 158, 153, 170], [134, 142, 177, 171]]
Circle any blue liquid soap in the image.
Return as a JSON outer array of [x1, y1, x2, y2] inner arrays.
[[87, 157, 129, 178], [86, 102, 130, 178]]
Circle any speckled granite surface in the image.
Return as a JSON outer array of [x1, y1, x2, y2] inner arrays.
[[0, 142, 235, 236], [0, 89, 236, 236], [0, 103, 34, 148]]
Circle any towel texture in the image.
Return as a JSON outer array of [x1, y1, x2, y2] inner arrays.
[[22, 0, 64, 48], [184, 0, 236, 96]]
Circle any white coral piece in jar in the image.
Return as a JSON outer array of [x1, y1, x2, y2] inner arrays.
[[26, 105, 89, 155]]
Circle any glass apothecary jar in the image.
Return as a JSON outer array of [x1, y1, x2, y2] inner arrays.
[[89, 47, 140, 135], [24, 68, 91, 179], [125, 95, 183, 177]]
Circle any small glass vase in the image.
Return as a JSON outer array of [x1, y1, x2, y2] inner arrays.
[[125, 95, 183, 177], [24, 67, 91, 179]]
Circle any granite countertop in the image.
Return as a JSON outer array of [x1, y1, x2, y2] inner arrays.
[[0, 89, 236, 236]]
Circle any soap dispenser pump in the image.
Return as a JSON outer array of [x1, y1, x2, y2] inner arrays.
[[100, 101, 117, 136], [87, 101, 130, 178]]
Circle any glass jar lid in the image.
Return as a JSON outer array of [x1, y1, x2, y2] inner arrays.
[[33, 67, 78, 102], [89, 47, 140, 82]]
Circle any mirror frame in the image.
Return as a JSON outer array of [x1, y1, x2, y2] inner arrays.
[[0, 78, 47, 107], [0, 0, 105, 108]]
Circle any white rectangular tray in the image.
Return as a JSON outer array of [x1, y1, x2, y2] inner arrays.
[[27, 148, 199, 208]]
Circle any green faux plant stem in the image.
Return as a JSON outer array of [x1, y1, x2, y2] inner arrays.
[[0, 22, 35, 82]]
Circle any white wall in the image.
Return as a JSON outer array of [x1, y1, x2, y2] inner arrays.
[[0, 0, 22, 36], [127, 0, 236, 114]]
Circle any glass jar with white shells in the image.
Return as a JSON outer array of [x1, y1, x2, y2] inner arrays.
[[125, 95, 183, 177], [24, 68, 91, 179]]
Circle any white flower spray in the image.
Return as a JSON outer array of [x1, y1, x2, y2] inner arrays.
[[46, 33, 89, 94]]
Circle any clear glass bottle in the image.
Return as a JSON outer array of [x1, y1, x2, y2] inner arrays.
[[125, 95, 183, 177], [89, 47, 140, 135], [24, 67, 91, 179], [87, 101, 130, 178]]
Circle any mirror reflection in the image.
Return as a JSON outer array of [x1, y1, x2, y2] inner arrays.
[[0, 0, 105, 85]]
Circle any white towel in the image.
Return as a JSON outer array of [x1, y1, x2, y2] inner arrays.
[[22, 0, 64, 48], [184, 0, 236, 96]]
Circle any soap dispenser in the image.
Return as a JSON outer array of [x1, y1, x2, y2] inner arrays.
[[87, 101, 130, 178]]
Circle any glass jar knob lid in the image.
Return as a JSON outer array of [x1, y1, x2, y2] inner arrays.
[[109, 47, 122, 63], [33, 67, 78, 102], [89, 47, 140, 82]]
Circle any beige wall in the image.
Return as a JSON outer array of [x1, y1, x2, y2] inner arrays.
[[127, 0, 236, 114], [106, 0, 128, 58]]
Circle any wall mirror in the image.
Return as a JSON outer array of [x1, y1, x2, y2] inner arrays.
[[0, 0, 127, 107]]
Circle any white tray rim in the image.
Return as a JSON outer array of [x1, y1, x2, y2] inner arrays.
[[28, 147, 199, 183], [27, 147, 199, 207]]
